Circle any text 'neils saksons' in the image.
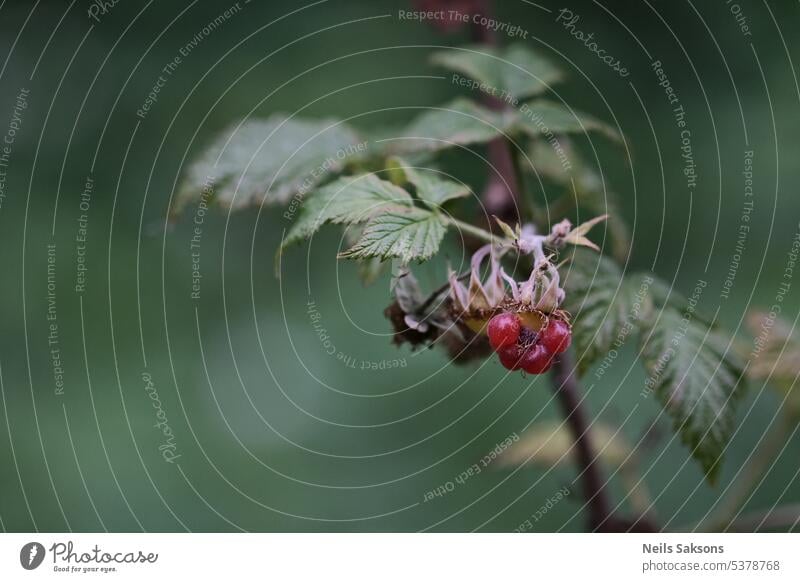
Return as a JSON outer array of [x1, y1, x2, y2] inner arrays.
[[643, 543, 724, 554]]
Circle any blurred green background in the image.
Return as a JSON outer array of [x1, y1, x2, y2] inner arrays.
[[0, 0, 798, 532]]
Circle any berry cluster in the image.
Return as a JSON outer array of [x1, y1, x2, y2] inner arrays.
[[487, 312, 572, 374]]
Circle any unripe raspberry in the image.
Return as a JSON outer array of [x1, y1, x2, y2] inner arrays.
[[487, 312, 521, 351], [541, 319, 572, 354]]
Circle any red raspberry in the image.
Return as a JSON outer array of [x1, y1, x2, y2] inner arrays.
[[541, 319, 572, 354], [487, 312, 521, 351], [497, 344, 525, 371], [521, 344, 554, 375]]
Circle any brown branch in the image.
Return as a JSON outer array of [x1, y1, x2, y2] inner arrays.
[[552, 352, 659, 532], [427, 0, 656, 532], [551, 352, 613, 530], [468, 0, 521, 223]]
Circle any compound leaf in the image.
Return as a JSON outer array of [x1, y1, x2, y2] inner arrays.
[[386, 157, 471, 208], [431, 43, 563, 101], [283, 174, 413, 247], [639, 308, 746, 483], [514, 101, 620, 142], [562, 250, 653, 375], [175, 115, 364, 213], [393, 98, 514, 154]]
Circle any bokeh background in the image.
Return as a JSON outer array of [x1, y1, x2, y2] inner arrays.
[[0, 0, 798, 532]]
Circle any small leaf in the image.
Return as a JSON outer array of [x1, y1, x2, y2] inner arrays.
[[175, 115, 364, 212], [493, 215, 518, 241], [339, 207, 447, 263], [384, 156, 410, 186], [393, 98, 514, 154], [410, 173, 471, 208], [639, 308, 746, 483], [283, 174, 413, 247], [514, 101, 620, 142], [431, 43, 563, 101], [527, 138, 578, 183], [562, 250, 654, 375], [563, 214, 608, 251], [387, 157, 471, 208]]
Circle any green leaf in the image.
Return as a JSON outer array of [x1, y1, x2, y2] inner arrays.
[[640, 308, 746, 483], [393, 98, 514, 154], [283, 174, 413, 247], [344, 224, 390, 286], [563, 249, 742, 480], [391, 99, 617, 158], [411, 172, 471, 208], [493, 215, 518, 240], [431, 43, 563, 101], [386, 157, 471, 208], [514, 101, 620, 142], [562, 250, 654, 375], [642, 277, 716, 328], [563, 214, 608, 251], [339, 207, 447, 263], [527, 137, 578, 182], [175, 115, 364, 212]]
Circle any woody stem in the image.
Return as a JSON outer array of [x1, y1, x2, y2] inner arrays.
[[551, 352, 613, 531], [460, 0, 643, 532]]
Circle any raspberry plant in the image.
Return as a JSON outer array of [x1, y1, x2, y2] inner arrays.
[[174, 0, 754, 531]]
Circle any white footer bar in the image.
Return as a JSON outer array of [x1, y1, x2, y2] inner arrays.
[[0, 533, 797, 581]]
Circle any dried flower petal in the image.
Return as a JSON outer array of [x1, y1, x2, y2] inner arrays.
[[450, 244, 510, 315]]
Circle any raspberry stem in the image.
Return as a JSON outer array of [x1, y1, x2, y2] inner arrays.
[[456, 0, 658, 532], [445, 217, 506, 245], [551, 352, 613, 530]]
